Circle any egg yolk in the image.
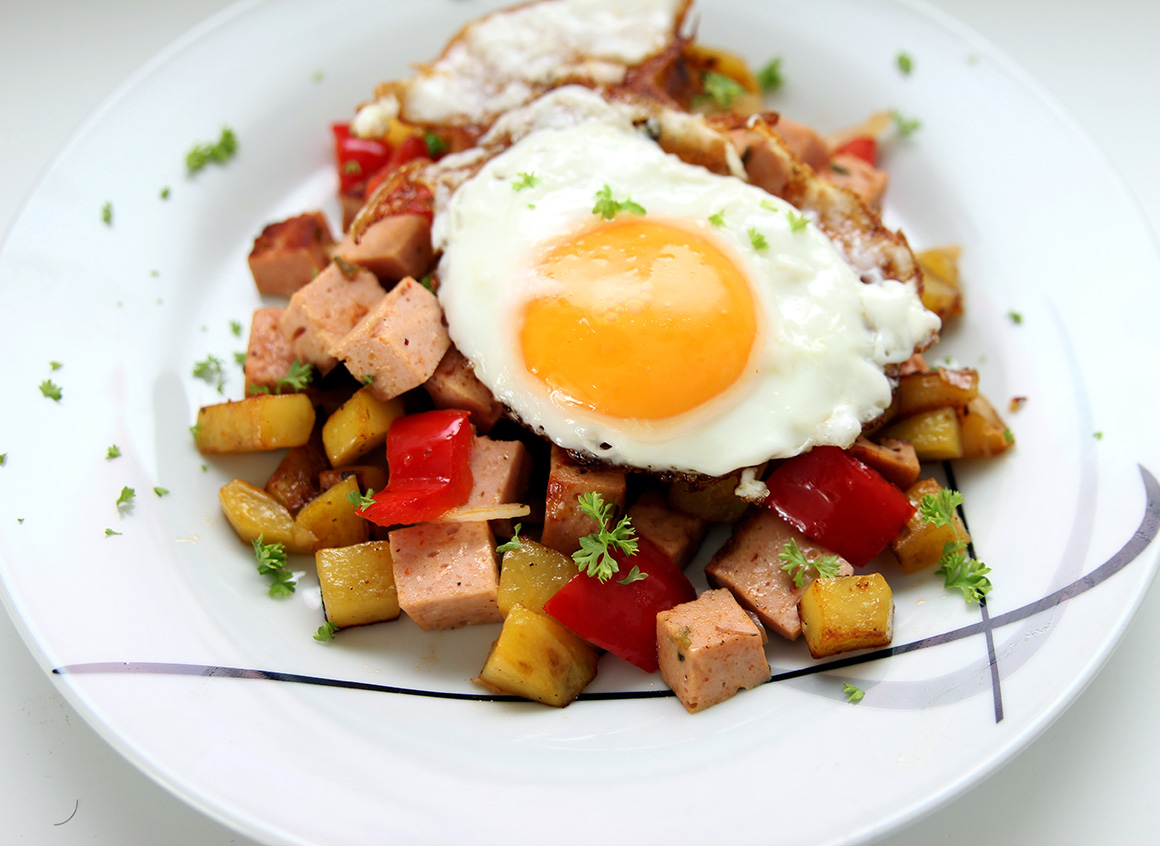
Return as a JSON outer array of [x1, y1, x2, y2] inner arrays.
[[520, 219, 757, 420]]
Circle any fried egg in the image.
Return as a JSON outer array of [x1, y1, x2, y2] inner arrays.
[[434, 110, 939, 477]]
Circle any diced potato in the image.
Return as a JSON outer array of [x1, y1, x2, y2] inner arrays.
[[798, 574, 894, 659], [321, 386, 406, 467], [667, 466, 763, 523], [316, 541, 400, 627], [916, 246, 963, 321], [293, 475, 369, 551], [218, 478, 317, 554], [474, 603, 599, 707], [265, 433, 330, 515], [890, 478, 970, 574], [497, 539, 576, 617], [878, 407, 963, 461], [959, 395, 1015, 458], [196, 393, 316, 454], [895, 368, 979, 417]]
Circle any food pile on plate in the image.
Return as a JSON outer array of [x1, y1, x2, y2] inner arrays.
[[196, 0, 1014, 713]]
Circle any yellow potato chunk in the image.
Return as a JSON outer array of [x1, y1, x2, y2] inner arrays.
[[878, 407, 964, 461], [958, 396, 1015, 458], [497, 539, 576, 617], [799, 574, 894, 659], [895, 368, 979, 417], [195, 393, 315, 454], [293, 476, 369, 552], [916, 246, 963, 321], [474, 604, 599, 707], [316, 541, 400, 628], [218, 478, 316, 554], [890, 479, 971, 574], [321, 386, 406, 467]]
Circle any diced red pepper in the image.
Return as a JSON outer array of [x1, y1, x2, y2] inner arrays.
[[832, 136, 878, 167], [332, 123, 392, 194], [360, 409, 474, 528], [762, 445, 914, 567], [543, 536, 696, 673]]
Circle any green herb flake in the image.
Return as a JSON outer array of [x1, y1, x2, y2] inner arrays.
[[160, 187, 170, 200], [153, 487, 169, 498], [843, 682, 866, 703], [314, 621, 339, 642], [890, 108, 922, 137], [312, 70, 325, 83], [192, 354, 226, 393], [230, 319, 243, 337], [39, 380, 62, 402], [1007, 310, 1023, 324], [343, 160, 362, 175], [424, 130, 448, 157], [49, 361, 63, 371], [592, 184, 646, 220], [190, 422, 202, 443], [106, 444, 122, 460], [276, 359, 313, 393], [786, 211, 809, 233], [116, 486, 136, 509], [757, 57, 784, 93], [186, 126, 238, 174], [573, 492, 640, 583], [1094, 431, 1104, 440], [346, 488, 376, 513], [252, 534, 296, 597], [1003, 428, 1015, 444], [708, 210, 726, 227], [0, 453, 6, 466], [918, 489, 993, 604], [896, 52, 914, 75], [496, 524, 524, 555], [512, 171, 542, 192], [747, 227, 769, 251], [101, 202, 113, 225], [233, 351, 247, 367], [104, 528, 122, 537], [418, 274, 435, 293], [617, 565, 648, 586], [700, 70, 745, 109], [779, 539, 842, 588]]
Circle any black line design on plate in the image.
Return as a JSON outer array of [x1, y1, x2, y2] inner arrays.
[[54, 466, 1159, 709]]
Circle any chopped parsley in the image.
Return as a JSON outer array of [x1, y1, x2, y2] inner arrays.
[[186, 126, 238, 173], [896, 52, 914, 75], [418, 274, 435, 293], [278, 359, 313, 393], [104, 528, 122, 537], [230, 319, 243, 337], [708, 210, 726, 227], [1094, 431, 1104, 440], [592, 184, 646, 220], [160, 186, 170, 200], [757, 57, 784, 92], [747, 227, 769, 251], [779, 539, 842, 588], [424, 130, 448, 157], [843, 682, 866, 703], [314, 621, 339, 642], [106, 444, 122, 460], [346, 488, 376, 513], [49, 361, 62, 370], [101, 202, 113, 225], [362, 374, 376, 385], [699, 70, 745, 109], [1003, 428, 1015, 444], [512, 171, 542, 192], [1007, 310, 1023, 324], [39, 380, 62, 402], [786, 211, 809, 232], [192, 354, 226, 393], [496, 524, 524, 554], [234, 351, 247, 367], [190, 422, 202, 443], [252, 534, 296, 597], [0, 454, 5, 466], [890, 108, 922, 137], [918, 489, 993, 604], [153, 487, 169, 497], [573, 492, 640, 583], [343, 160, 362, 175], [617, 565, 648, 586], [116, 486, 136, 509]]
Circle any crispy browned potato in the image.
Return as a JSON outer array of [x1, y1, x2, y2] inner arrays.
[[878, 407, 964, 461], [890, 478, 970, 574], [265, 431, 330, 515], [959, 395, 1015, 458], [916, 246, 963, 322], [895, 368, 979, 417], [293, 475, 369, 551], [799, 574, 894, 659]]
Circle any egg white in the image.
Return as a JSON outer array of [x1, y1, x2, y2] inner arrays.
[[434, 114, 939, 477]]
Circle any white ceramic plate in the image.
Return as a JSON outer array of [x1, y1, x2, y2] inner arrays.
[[2, 1, 1159, 844]]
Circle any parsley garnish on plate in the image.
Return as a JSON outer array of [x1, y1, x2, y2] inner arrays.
[[49, 361, 62, 370], [39, 380, 62, 402], [346, 488, 376, 513], [573, 492, 640, 583], [314, 621, 339, 642], [699, 70, 745, 109], [1007, 310, 1023, 324], [101, 202, 113, 225], [496, 524, 524, 554], [153, 487, 169, 498], [890, 108, 922, 137], [116, 486, 136, 510], [192, 354, 226, 393], [757, 57, 784, 92], [919, 489, 993, 604], [779, 539, 842, 588], [106, 445, 121, 460], [186, 126, 238, 173], [843, 682, 866, 703], [252, 534, 295, 597], [104, 528, 122, 537], [896, 52, 914, 75], [592, 184, 646, 220]]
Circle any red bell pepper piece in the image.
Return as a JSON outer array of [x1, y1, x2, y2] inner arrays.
[[763, 445, 914, 567], [543, 536, 696, 673], [365, 134, 431, 198], [832, 136, 878, 167], [360, 409, 474, 528], [332, 123, 392, 194]]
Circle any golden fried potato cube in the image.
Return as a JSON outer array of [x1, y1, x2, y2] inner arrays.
[[293, 475, 369, 551], [474, 604, 598, 707], [657, 589, 770, 714], [497, 539, 576, 617], [878, 407, 964, 461], [890, 478, 971, 574], [958, 395, 1015, 458], [916, 246, 963, 321], [218, 478, 317, 554], [316, 541, 400, 628], [321, 386, 406, 467], [895, 368, 979, 417], [799, 574, 894, 659], [196, 393, 315, 454]]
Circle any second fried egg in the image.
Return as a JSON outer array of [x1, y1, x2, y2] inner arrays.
[[433, 116, 939, 477]]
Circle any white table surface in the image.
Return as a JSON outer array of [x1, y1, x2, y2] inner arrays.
[[2, 1, 1158, 843]]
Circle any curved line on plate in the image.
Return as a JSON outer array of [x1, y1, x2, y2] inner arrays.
[[53, 466, 1158, 706]]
